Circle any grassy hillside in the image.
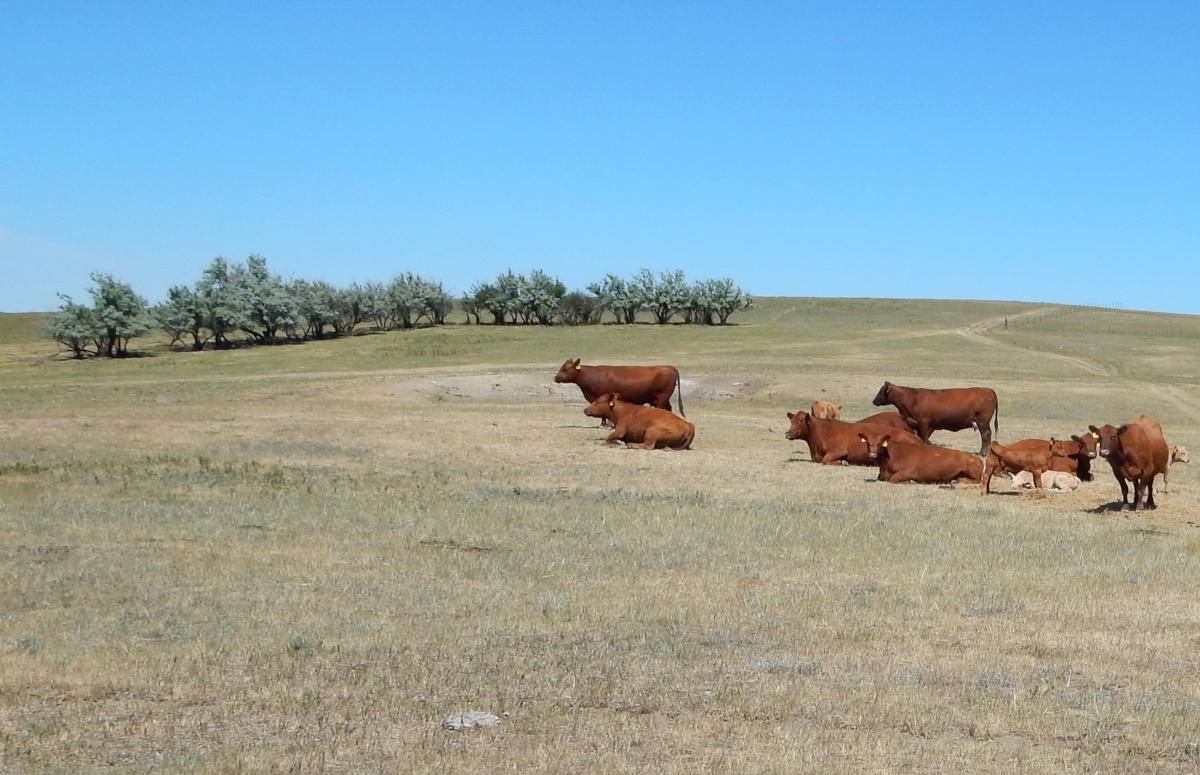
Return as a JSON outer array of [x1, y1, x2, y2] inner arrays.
[[2, 298, 1199, 772]]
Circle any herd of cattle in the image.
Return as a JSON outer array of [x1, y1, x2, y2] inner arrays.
[[553, 358, 1190, 512]]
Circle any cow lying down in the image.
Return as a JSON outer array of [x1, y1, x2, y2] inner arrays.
[[785, 411, 920, 465], [585, 393, 695, 450], [1012, 470, 1081, 491], [857, 434, 983, 485]]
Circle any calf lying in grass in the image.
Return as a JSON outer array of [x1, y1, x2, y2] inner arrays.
[[1013, 470, 1081, 491], [585, 393, 695, 451]]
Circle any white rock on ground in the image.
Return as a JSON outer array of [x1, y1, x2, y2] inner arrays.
[[442, 710, 501, 731]]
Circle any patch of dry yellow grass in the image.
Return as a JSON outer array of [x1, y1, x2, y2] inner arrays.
[[2, 299, 1199, 772]]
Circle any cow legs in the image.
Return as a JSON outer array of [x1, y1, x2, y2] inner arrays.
[[976, 419, 992, 456], [1112, 471, 1129, 504], [974, 467, 993, 499], [638, 429, 663, 451], [1032, 470, 1043, 489], [1146, 478, 1158, 509], [980, 465, 994, 494], [605, 423, 628, 445], [1131, 478, 1144, 511]]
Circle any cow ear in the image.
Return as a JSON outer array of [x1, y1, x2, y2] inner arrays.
[[1071, 434, 1082, 443], [1088, 424, 1099, 434], [787, 412, 794, 419], [574, 359, 582, 369]]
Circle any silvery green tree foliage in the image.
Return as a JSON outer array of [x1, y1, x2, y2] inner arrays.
[[331, 283, 373, 334], [465, 282, 503, 325], [460, 288, 484, 325], [635, 268, 690, 324], [357, 282, 392, 329], [559, 291, 602, 325], [692, 277, 753, 324], [86, 273, 154, 356], [195, 257, 250, 347], [416, 278, 454, 326], [518, 270, 566, 325], [43, 296, 100, 358], [234, 255, 297, 343], [386, 273, 428, 329], [154, 285, 211, 350], [493, 270, 524, 324], [586, 273, 642, 324], [290, 279, 339, 338]]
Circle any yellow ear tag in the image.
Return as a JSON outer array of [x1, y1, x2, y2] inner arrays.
[[882, 440, 889, 447], [1091, 432, 1099, 439], [576, 365, 582, 370], [608, 401, 614, 407]]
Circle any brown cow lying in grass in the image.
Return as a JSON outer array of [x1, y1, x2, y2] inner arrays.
[[981, 439, 1059, 494], [857, 434, 983, 485], [785, 411, 920, 465], [585, 393, 695, 451]]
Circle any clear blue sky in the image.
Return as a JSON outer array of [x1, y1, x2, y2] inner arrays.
[[2, 2, 1197, 313]]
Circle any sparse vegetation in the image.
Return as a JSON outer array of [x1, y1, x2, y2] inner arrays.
[[3, 298, 1199, 772]]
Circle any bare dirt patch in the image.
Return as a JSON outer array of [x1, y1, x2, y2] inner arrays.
[[383, 371, 759, 404]]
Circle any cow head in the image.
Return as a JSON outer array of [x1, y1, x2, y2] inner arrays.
[[1171, 445, 1190, 464], [1088, 424, 1120, 458], [1049, 437, 1069, 458], [785, 411, 813, 441], [872, 382, 893, 407], [584, 392, 619, 420], [857, 432, 892, 461], [554, 358, 583, 383], [1070, 432, 1098, 459]]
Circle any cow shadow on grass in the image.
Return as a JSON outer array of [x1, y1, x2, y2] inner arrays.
[[1088, 501, 1138, 514]]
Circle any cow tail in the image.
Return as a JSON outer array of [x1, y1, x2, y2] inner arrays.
[[674, 367, 685, 417], [993, 391, 999, 433]]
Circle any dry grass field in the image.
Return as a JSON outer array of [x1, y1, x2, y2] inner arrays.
[[2, 298, 1199, 773]]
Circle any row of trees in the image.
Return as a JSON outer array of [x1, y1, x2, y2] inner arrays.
[[462, 269, 752, 326], [44, 259, 752, 358]]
